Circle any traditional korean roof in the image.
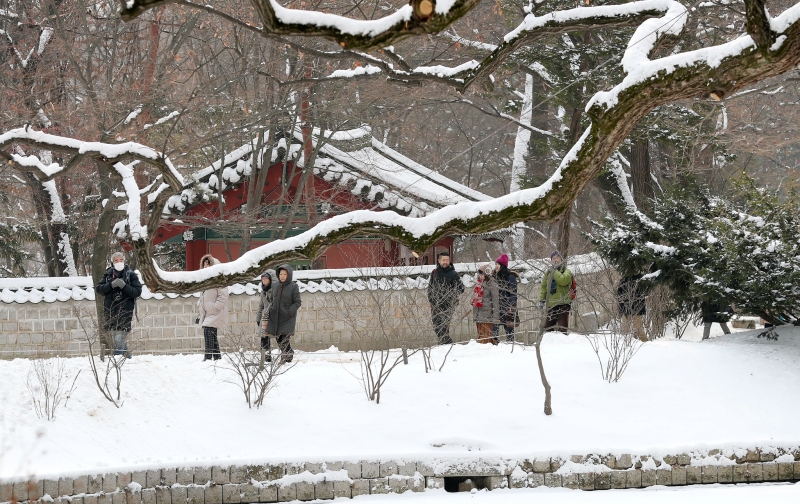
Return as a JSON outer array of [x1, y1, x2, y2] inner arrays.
[[159, 126, 490, 218], [305, 126, 490, 217]]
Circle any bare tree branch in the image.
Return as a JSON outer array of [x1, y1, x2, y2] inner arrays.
[[2, 3, 798, 295], [120, 0, 484, 51], [745, 0, 774, 51], [118, 0, 683, 92]]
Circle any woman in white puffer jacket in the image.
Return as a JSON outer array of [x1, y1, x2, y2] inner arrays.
[[197, 254, 229, 360]]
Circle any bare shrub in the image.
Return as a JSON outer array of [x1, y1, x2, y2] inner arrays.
[[645, 285, 696, 340], [75, 307, 127, 408], [26, 355, 80, 421], [585, 331, 643, 382], [325, 268, 436, 403], [418, 289, 462, 374], [220, 331, 296, 408]]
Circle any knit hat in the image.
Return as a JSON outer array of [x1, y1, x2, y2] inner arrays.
[[550, 250, 562, 259], [496, 253, 509, 268], [480, 263, 494, 276]]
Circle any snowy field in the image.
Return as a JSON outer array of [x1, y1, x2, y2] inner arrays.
[[1, 325, 798, 482]]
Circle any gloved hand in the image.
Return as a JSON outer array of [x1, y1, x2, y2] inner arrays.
[[539, 300, 546, 308], [112, 278, 126, 289]]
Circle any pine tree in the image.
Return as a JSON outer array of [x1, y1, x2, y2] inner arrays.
[[589, 175, 800, 326]]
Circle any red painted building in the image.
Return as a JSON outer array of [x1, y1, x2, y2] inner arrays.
[[152, 127, 489, 271]]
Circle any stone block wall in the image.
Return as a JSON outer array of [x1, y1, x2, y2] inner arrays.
[[2, 447, 798, 503]]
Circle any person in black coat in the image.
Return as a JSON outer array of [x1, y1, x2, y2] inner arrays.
[[493, 253, 520, 342], [95, 252, 142, 358], [617, 274, 647, 341], [427, 252, 465, 345], [701, 301, 732, 340], [265, 264, 301, 363]]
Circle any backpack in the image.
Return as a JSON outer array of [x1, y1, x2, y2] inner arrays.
[[570, 277, 577, 301]]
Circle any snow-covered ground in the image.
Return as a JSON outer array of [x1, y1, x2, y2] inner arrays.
[[1, 326, 798, 482], [321, 483, 800, 503]]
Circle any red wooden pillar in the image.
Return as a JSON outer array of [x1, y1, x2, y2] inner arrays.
[[186, 240, 207, 271]]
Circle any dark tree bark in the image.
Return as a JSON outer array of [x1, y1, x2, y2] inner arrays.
[[630, 139, 654, 215]]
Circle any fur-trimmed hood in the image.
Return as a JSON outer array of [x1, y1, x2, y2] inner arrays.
[[199, 254, 220, 269]]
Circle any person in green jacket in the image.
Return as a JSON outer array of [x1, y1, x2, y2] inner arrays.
[[539, 251, 573, 333]]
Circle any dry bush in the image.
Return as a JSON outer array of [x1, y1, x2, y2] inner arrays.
[[219, 330, 295, 408], [324, 268, 438, 403], [75, 307, 128, 408], [26, 354, 80, 421]]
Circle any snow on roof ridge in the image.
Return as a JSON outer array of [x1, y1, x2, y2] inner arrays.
[[0, 254, 603, 304], [311, 126, 371, 141], [369, 137, 490, 203], [301, 127, 486, 210]]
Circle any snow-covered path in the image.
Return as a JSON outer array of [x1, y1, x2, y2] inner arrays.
[[1, 327, 798, 480]]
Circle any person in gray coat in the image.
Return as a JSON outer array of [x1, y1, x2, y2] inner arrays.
[[257, 269, 276, 355], [472, 264, 500, 345], [264, 264, 301, 363]]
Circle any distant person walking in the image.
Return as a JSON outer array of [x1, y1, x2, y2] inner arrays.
[[539, 251, 573, 334], [264, 264, 301, 363], [428, 252, 465, 345], [257, 269, 276, 357], [472, 264, 500, 345], [96, 252, 142, 358], [197, 254, 229, 361], [617, 274, 648, 342], [493, 253, 520, 342], [701, 301, 732, 340]]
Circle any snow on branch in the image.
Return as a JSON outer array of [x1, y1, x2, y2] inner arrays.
[[745, 0, 774, 51], [120, 0, 483, 51], [120, 0, 681, 92], [274, 0, 686, 92], [587, 0, 800, 111], [0, 125, 589, 293], [4, 2, 800, 293], [0, 127, 184, 242]]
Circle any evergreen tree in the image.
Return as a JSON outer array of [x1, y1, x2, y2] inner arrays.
[[589, 175, 800, 326]]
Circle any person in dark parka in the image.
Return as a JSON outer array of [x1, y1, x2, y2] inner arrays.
[[427, 251, 465, 345], [265, 264, 301, 363], [493, 253, 520, 342], [701, 301, 732, 340], [618, 274, 647, 342], [95, 252, 142, 358]]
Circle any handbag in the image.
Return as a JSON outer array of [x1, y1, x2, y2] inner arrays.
[[504, 309, 520, 328]]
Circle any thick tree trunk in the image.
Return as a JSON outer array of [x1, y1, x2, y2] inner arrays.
[[630, 139, 654, 214], [26, 174, 59, 276], [92, 170, 119, 358]]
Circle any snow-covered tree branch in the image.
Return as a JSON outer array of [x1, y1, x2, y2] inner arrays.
[[120, 0, 484, 51], [120, 0, 682, 92], [0, 1, 798, 294]]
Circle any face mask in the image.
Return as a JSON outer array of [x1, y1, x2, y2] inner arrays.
[[113, 262, 125, 272]]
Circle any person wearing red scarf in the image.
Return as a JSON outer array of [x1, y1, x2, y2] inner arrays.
[[473, 264, 500, 344]]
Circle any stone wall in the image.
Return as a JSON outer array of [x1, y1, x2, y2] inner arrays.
[[2, 447, 798, 503], [0, 271, 613, 359]]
